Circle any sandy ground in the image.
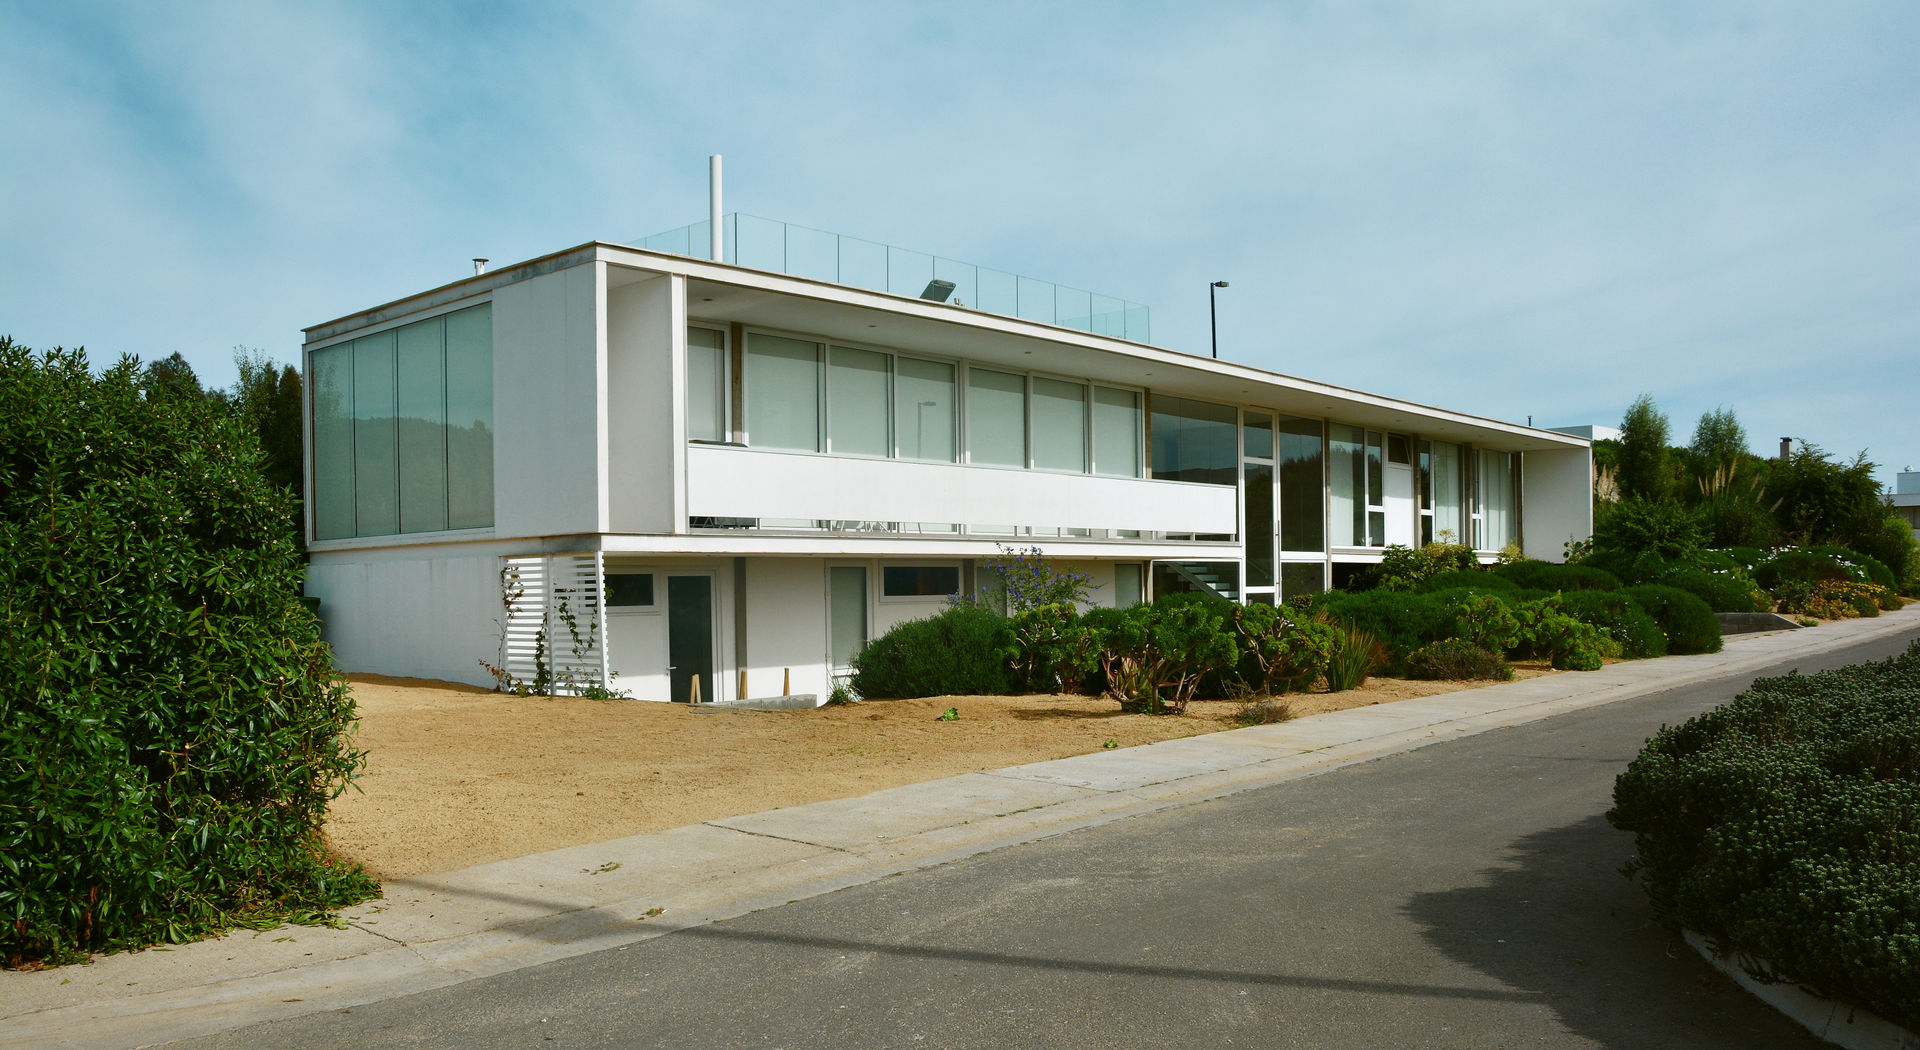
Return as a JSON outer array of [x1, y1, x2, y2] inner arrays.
[[326, 664, 1562, 880]]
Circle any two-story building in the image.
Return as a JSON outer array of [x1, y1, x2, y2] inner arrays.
[[302, 218, 1592, 703]]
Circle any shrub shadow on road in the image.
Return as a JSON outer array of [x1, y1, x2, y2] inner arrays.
[[1403, 813, 1822, 1049]]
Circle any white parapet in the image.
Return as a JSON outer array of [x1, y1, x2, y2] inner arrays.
[[685, 444, 1238, 536]]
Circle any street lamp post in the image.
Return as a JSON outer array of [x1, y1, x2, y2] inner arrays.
[[1209, 280, 1229, 359]]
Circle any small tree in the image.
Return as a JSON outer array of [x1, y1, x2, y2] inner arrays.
[[1687, 407, 1749, 475], [1617, 394, 1671, 502]]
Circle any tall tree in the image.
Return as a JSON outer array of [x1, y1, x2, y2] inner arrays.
[[1688, 407, 1749, 471], [1616, 394, 1671, 502]]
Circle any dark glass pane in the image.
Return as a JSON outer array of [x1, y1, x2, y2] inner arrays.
[[1277, 416, 1324, 552], [882, 565, 960, 597], [1244, 411, 1272, 459], [606, 573, 655, 607], [1150, 395, 1237, 486], [1244, 463, 1274, 588], [1281, 562, 1326, 599]]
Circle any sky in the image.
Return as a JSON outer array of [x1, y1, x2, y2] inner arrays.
[[3, 2, 1916, 482]]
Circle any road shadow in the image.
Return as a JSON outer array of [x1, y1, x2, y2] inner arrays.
[[1404, 813, 1824, 1048]]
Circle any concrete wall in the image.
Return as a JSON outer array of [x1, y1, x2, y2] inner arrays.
[[492, 264, 605, 539], [307, 546, 504, 688], [606, 275, 682, 536], [1522, 446, 1594, 561]]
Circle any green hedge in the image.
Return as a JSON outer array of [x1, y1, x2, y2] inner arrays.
[[1609, 642, 1920, 1030], [1490, 561, 1624, 593], [1557, 590, 1666, 659], [1311, 590, 1454, 674], [1, 341, 373, 966], [850, 605, 1015, 698], [1622, 584, 1722, 655]]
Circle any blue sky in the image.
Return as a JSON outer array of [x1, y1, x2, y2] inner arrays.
[[4, 2, 1916, 481]]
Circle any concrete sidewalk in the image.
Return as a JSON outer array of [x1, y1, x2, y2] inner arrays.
[[8, 607, 1918, 1050]]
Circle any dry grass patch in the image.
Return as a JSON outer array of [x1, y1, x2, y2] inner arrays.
[[327, 664, 1560, 879]]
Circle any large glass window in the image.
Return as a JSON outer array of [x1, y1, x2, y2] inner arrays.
[[882, 564, 960, 597], [967, 368, 1027, 467], [397, 318, 448, 534], [1478, 449, 1519, 551], [444, 305, 494, 530], [311, 345, 355, 540], [746, 334, 822, 452], [1328, 424, 1366, 547], [1150, 395, 1236, 485], [351, 331, 399, 537], [311, 302, 492, 540], [1031, 377, 1087, 473], [1423, 440, 1465, 546], [1091, 387, 1141, 477], [1277, 415, 1323, 553], [827, 345, 890, 457], [687, 327, 728, 442], [895, 358, 955, 462]]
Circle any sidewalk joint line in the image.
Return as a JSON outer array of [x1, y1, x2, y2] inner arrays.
[[704, 823, 857, 853]]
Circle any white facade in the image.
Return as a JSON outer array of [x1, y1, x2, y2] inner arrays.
[[303, 240, 1593, 704]]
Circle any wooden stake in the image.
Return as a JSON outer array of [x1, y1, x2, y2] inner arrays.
[[783, 668, 791, 696], [690, 674, 702, 705], [738, 669, 747, 701]]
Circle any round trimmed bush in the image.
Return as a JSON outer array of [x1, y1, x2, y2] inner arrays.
[[1312, 590, 1453, 674], [1623, 584, 1723, 655], [850, 605, 1015, 698], [1557, 590, 1667, 659], [1406, 638, 1513, 681], [1662, 568, 1765, 613]]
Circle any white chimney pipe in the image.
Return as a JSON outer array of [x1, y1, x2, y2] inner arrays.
[[709, 154, 723, 262], [472, 258, 488, 276]]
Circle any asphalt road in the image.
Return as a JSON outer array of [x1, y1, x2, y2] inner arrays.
[[171, 628, 1919, 1049]]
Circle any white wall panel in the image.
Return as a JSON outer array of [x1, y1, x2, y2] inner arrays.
[[687, 445, 1237, 535], [492, 266, 604, 538], [1522, 446, 1594, 561], [607, 275, 680, 535], [742, 557, 828, 702], [305, 548, 504, 687]]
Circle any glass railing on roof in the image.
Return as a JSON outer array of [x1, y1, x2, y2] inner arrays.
[[635, 213, 1150, 343]]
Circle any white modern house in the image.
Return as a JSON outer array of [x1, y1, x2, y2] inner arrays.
[[302, 215, 1593, 703], [1894, 468, 1920, 542]]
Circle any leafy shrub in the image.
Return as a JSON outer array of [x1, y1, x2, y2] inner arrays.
[[851, 606, 1015, 698], [1491, 561, 1623, 593], [0, 341, 373, 966], [1445, 594, 1521, 652], [1754, 549, 1853, 593], [1323, 623, 1385, 691], [1661, 567, 1766, 613], [1418, 568, 1515, 593], [1094, 598, 1238, 714], [1359, 541, 1479, 592], [1723, 546, 1765, 570], [1798, 580, 1892, 620], [1311, 590, 1453, 674], [1003, 603, 1100, 693], [1804, 545, 1897, 591], [1593, 497, 1704, 562], [1608, 642, 1920, 1031], [1405, 639, 1513, 681], [1623, 585, 1722, 655], [1231, 603, 1339, 694], [1517, 603, 1612, 670], [1556, 590, 1667, 659]]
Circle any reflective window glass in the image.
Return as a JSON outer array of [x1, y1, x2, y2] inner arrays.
[[827, 345, 890, 457], [1031, 377, 1088, 473], [967, 368, 1027, 467], [895, 358, 956, 462], [747, 334, 821, 452]]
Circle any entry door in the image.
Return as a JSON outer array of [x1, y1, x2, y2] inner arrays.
[[828, 566, 869, 678], [667, 575, 713, 703], [1384, 434, 1416, 548]]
